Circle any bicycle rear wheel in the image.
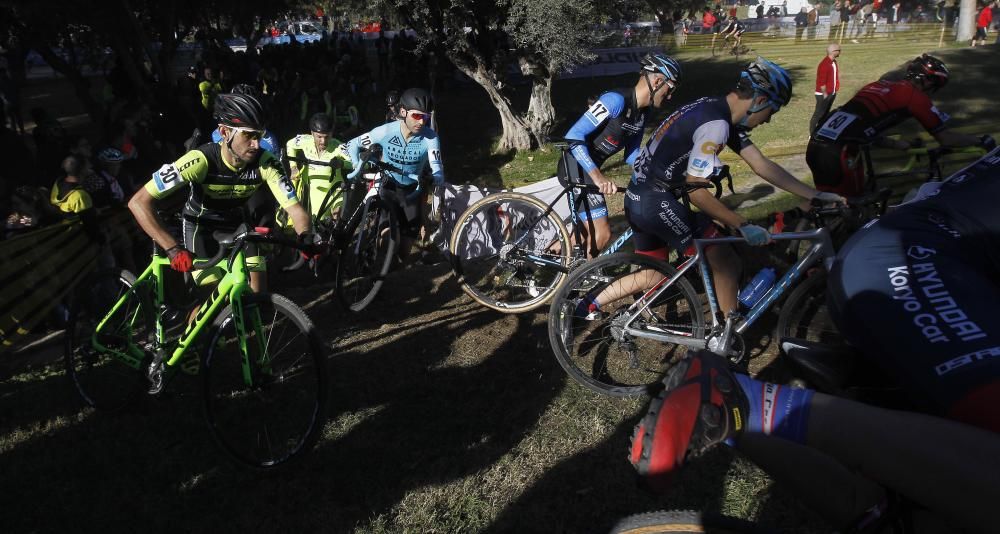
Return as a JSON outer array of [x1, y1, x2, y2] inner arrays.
[[548, 253, 704, 397], [335, 198, 399, 312], [65, 269, 150, 411], [611, 510, 770, 534], [203, 293, 328, 468], [450, 192, 572, 313]]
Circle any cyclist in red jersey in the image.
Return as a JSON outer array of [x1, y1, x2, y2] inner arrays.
[[806, 54, 995, 197]]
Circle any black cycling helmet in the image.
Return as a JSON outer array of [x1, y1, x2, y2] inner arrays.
[[214, 92, 266, 130], [905, 54, 949, 92], [231, 83, 264, 100], [386, 90, 401, 109], [399, 87, 433, 113], [309, 112, 334, 133]]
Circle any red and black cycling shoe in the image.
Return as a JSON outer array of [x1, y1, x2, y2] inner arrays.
[[630, 350, 749, 492]]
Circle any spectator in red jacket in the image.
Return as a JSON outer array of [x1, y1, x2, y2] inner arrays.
[[972, 0, 995, 47], [702, 9, 718, 31], [810, 44, 842, 136]]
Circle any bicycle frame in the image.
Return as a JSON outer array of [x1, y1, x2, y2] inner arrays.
[[621, 228, 837, 348], [92, 247, 256, 379]]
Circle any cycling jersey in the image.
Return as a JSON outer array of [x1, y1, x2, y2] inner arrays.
[[346, 121, 444, 186], [626, 96, 750, 257], [144, 141, 298, 226], [829, 148, 1000, 432], [283, 134, 352, 222], [631, 96, 751, 192], [809, 79, 950, 196], [211, 128, 280, 155], [813, 79, 948, 144], [721, 19, 746, 34]]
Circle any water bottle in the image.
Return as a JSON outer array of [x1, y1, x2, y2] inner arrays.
[[738, 267, 776, 309]]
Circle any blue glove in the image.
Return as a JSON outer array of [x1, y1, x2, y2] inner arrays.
[[738, 223, 771, 246], [432, 175, 445, 187]]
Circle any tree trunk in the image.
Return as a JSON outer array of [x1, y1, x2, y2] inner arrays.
[[523, 63, 555, 145], [456, 61, 535, 152], [956, 0, 977, 41], [32, 44, 105, 123]]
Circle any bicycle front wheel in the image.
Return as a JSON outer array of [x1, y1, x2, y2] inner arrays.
[[450, 192, 572, 313], [611, 510, 768, 534], [711, 37, 726, 58], [65, 269, 150, 411], [776, 270, 844, 347], [548, 253, 705, 397], [335, 198, 399, 312], [203, 293, 329, 468]]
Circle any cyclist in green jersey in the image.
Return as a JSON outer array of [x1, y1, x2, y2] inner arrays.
[[280, 112, 352, 226], [128, 91, 314, 292]]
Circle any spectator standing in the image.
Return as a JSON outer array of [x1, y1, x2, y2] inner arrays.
[[810, 44, 841, 136], [703, 8, 718, 32], [756, 3, 765, 18], [807, 3, 819, 39], [795, 7, 809, 40], [972, 0, 995, 47]]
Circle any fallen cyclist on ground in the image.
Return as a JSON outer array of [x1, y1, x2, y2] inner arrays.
[[630, 150, 1000, 532]]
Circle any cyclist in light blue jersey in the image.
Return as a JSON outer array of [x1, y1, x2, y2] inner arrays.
[[562, 52, 682, 256], [346, 87, 444, 261]]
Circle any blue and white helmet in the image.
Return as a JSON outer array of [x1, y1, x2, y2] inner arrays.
[[740, 56, 793, 109], [639, 52, 683, 85]]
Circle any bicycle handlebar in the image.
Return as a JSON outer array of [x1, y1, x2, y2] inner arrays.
[[194, 226, 316, 269]]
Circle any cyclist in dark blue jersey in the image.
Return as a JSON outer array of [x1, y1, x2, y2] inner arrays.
[[562, 52, 682, 256], [580, 58, 845, 318]]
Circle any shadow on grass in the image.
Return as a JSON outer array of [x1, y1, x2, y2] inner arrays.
[[0, 262, 569, 532]]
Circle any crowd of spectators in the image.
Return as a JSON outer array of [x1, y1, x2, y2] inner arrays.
[[1, 18, 440, 243]]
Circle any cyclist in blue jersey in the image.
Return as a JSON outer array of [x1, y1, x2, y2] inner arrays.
[[563, 52, 682, 257], [346, 87, 444, 262], [578, 58, 845, 318]]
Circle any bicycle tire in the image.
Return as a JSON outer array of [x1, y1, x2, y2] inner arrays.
[[202, 292, 329, 468], [450, 192, 572, 313], [611, 510, 772, 534], [65, 269, 149, 411], [335, 197, 399, 312], [548, 253, 704, 397], [711, 38, 725, 58], [776, 271, 845, 348]]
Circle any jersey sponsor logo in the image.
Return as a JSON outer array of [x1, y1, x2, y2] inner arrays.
[[178, 157, 202, 172], [761, 383, 779, 435], [700, 141, 722, 155], [886, 264, 986, 344], [816, 111, 858, 141], [605, 135, 620, 146], [277, 176, 297, 200], [388, 135, 404, 148], [586, 100, 611, 126], [429, 149, 442, 163], [907, 246, 936, 260], [152, 164, 181, 192], [935, 346, 1000, 376], [691, 158, 711, 170]]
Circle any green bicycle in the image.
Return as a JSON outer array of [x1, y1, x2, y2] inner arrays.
[[64, 225, 329, 468]]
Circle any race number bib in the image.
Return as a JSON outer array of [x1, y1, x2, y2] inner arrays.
[[151, 164, 183, 194], [585, 100, 611, 126], [815, 111, 858, 142]]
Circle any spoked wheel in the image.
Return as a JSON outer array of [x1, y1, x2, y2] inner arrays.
[[202, 293, 328, 468], [335, 198, 398, 312], [65, 269, 150, 411], [547, 253, 705, 397], [711, 37, 726, 58], [450, 192, 572, 313], [776, 271, 845, 347]]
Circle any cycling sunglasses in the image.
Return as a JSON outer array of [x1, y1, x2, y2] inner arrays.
[[407, 111, 431, 122], [229, 126, 265, 141]]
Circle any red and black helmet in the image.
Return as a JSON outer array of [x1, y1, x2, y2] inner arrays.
[[214, 92, 266, 130], [905, 54, 949, 93]]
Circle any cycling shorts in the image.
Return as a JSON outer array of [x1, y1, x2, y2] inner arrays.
[[380, 180, 423, 239], [828, 208, 1000, 432], [624, 187, 719, 259], [975, 27, 987, 40], [806, 138, 867, 197], [182, 215, 263, 286], [557, 155, 608, 221]]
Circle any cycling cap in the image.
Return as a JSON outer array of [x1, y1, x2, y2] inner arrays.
[[231, 83, 264, 100], [740, 56, 793, 109], [639, 52, 682, 84], [214, 92, 266, 130], [309, 112, 334, 133], [399, 87, 433, 113], [97, 147, 125, 163], [905, 54, 949, 92]]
